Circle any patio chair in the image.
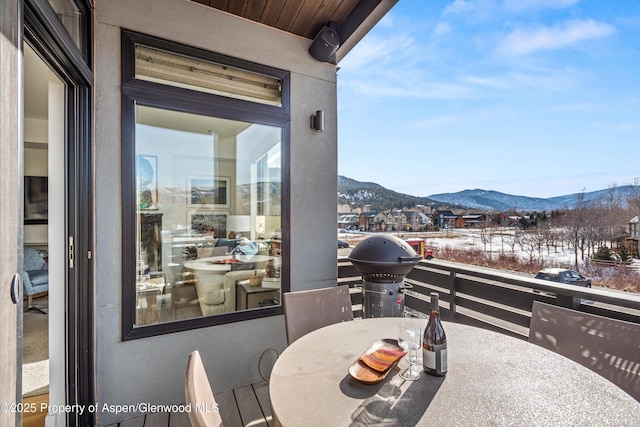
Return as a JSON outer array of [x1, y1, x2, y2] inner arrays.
[[23, 247, 49, 314], [529, 301, 640, 401], [185, 350, 223, 427], [283, 284, 353, 344]]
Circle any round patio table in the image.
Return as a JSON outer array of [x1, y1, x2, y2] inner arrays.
[[269, 318, 639, 426]]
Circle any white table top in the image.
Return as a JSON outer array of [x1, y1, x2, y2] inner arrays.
[[183, 255, 270, 272], [269, 318, 639, 426]]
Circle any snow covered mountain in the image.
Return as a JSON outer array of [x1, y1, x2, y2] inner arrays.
[[427, 187, 638, 211], [428, 189, 559, 211], [338, 175, 638, 211]]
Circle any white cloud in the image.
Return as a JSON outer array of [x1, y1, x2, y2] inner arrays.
[[495, 19, 615, 56], [447, 0, 580, 15], [444, 0, 497, 16], [339, 34, 415, 70], [503, 0, 581, 13], [412, 114, 464, 129], [443, 0, 500, 23], [462, 75, 512, 90], [376, 11, 396, 29], [550, 102, 599, 112], [344, 78, 474, 100], [444, 0, 474, 15], [433, 22, 452, 37], [463, 69, 577, 93]]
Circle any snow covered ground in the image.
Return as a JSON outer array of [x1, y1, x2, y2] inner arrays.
[[339, 228, 640, 290], [422, 228, 640, 273], [423, 228, 576, 266], [341, 228, 578, 265]]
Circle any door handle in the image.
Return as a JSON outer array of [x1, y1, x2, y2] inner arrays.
[[11, 273, 21, 304]]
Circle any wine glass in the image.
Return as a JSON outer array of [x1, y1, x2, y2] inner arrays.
[[398, 312, 422, 381], [407, 311, 426, 365]]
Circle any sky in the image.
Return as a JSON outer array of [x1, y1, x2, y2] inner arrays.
[[337, 0, 640, 199]]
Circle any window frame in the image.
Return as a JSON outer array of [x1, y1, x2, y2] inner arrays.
[[121, 29, 291, 340]]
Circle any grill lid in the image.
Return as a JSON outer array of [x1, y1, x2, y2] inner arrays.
[[348, 234, 421, 277]]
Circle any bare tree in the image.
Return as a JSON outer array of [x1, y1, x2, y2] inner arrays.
[[479, 223, 491, 252], [503, 228, 518, 254], [625, 178, 640, 215], [530, 226, 547, 265], [566, 190, 589, 270], [601, 183, 628, 250], [547, 227, 562, 253], [517, 231, 538, 264]]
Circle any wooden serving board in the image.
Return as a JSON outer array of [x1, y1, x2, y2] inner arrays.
[[348, 338, 406, 384]]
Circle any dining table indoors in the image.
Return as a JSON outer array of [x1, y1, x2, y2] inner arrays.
[[269, 317, 640, 426]]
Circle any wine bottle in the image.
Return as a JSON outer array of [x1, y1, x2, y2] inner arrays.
[[423, 292, 447, 376]]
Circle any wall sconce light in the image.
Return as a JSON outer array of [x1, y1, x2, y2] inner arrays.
[[310, 110, 324, 132]]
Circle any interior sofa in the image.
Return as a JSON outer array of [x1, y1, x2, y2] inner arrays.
[[161, 230, 271, 316], [197, 269, 267, 316], [195, 241, 270, 315]]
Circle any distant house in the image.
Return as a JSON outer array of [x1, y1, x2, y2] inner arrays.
[[460, 213, 488, 228], [492, 212, 509, 225], [338, 213, 360, 230], [359, 212, 376, 231], [360, 212, 387, 231], [387, 211, 407, 231], [431, 210, 458, 229], [405, 211, 428, 231], [419, 212, 432, 227]]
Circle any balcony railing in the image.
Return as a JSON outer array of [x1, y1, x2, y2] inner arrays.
[[338, 257, 640, 339]]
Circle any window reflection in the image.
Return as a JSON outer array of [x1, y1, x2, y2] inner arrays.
[[47, 0, 84, 52], [134, 105, 282, 326]]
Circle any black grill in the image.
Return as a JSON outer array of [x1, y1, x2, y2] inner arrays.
[[348, 235, 421, 318]]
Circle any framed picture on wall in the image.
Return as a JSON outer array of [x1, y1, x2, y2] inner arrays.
[[24, 176, 48, 224], [187, 176, 230, 208], [188, 210, 227, 238]]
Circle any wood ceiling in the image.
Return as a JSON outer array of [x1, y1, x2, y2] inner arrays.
[[191, 0, 361, 40]]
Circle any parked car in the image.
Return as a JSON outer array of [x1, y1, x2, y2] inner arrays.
[[534, 268, 592, 288], [338, 240, 350, 249]]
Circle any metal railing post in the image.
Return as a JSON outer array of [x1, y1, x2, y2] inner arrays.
[[449, 271, 457, 316], [556, 294, 580, 310]]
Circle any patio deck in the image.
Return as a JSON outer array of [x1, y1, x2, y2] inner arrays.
[[104, 381, 272, 427], [105, 256, 640, 426]]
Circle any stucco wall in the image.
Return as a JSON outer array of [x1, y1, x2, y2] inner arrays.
[[95, 0, 338, 424]]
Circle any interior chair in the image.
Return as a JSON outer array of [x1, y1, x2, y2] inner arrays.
[[166, 263, 200, 319], [185, 350, 224, 427], [529, 301, 640, 401], [23, 247, 49, 314], [283, 284, 353, 344]]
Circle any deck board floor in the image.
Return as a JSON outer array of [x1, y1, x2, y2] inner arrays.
[[103, 381, 271, 427]]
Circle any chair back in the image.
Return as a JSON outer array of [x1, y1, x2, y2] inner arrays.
[[185, 350, 224, 427], [529, 301, 640, 401], [24, 247, 47, 271], [284, 285, 353, 344]]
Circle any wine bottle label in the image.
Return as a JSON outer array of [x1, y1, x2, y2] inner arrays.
[[424, 349, 436, 369], [423, 346, 447, 373]]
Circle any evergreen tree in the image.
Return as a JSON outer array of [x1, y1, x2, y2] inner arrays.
[[593, 246, 613, 261], [617, 244, 631, 262]]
